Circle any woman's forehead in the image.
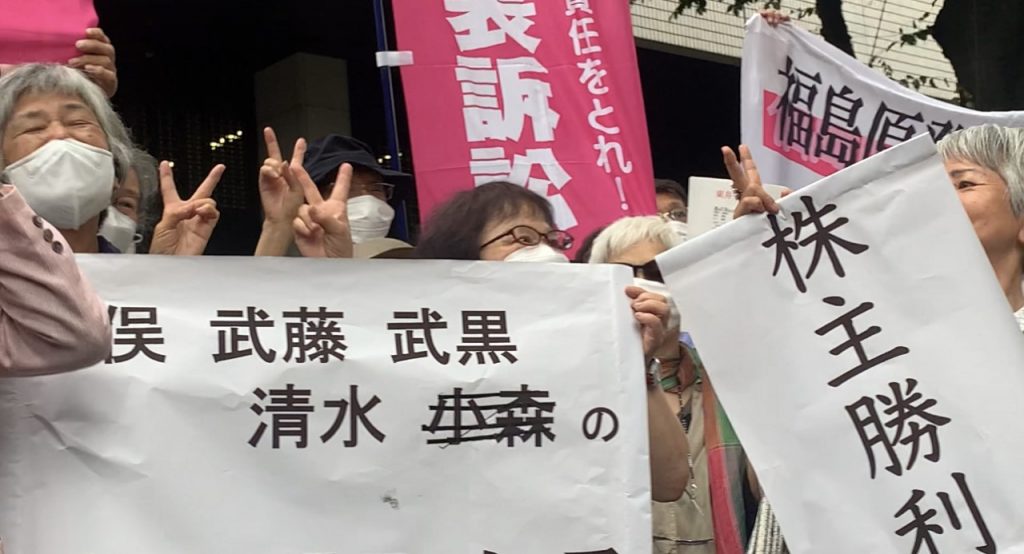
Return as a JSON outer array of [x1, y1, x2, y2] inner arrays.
[[491, 210, 550, 231], [945, 159, 1002, 180]]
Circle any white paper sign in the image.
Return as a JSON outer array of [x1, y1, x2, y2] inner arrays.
[[687, 176, 787, 238], [659, 136, 1024, 553], [741, 15, 1024, 189], [0, 258, 650, 554]]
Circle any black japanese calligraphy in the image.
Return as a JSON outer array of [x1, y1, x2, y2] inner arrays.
[[864, 102, 924, 158], [816, 296, 910, 387], [582, 407, 619, 442], [846, 379, 951, 478], [249, 384, 386, 449], [106, 306, 166, 363], [388, 308, 451, 364], [249, 384, 314, 448], [210, 307, 277, 363], [457, 311, 519, 365], [321, 385, 386, 447], [775, 57, 822, 155], [815, 85, 864, 168], [762, 196, 868, 293], [794, 196, 869, 281], [894, 473, 996, 554], [423, 385, 555, 447], [494, 385, 557, 446], [927, 120, 965, 143], [283, 307, 346, 363]]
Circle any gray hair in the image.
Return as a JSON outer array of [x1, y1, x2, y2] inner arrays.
[[937, 124, 1024, 217], [587, 215, 681, 264], [0, 64, 132, 183]]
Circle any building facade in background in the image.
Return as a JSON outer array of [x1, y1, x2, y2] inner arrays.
[[631, 0, 957, 100]]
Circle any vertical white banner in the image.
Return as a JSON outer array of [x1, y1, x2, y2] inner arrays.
[[659, 137, 1024, 553]]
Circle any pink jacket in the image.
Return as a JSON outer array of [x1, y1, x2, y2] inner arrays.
[[0, 185, 111, 375]]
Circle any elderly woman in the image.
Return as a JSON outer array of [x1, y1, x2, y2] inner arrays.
[[0, 64, 222, 255], [1, 184, 110, 374], [937, 125, 1024, 329], [414, 182, 691, 502], [100, 147, 160, 253], [588, 216, 755, 554]]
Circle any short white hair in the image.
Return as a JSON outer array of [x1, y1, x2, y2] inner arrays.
[[0, 64, 132, 183], [587, 215, 681, 264], [937, 124, 1024, 217]]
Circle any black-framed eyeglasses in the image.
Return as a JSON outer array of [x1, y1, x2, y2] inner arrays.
[[661, 209, 687, 223], [354, 181, 395, 201], [616, 259, 664, 283], [480, 225, 575, 251]]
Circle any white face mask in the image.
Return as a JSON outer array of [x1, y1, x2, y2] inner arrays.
[[668, 220, 689, 242], [98, 207, 140, 254], [633, 277, 682, 333], [504, 243, 570, 263], [4, 138, 115, 230], [347, 195, 395, 244]]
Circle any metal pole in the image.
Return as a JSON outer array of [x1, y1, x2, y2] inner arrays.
[[372, 0, 410, 241]]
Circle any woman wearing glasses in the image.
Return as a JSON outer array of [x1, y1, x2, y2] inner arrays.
[[587, 216, 755, 554], [415, 181, 691, 502]]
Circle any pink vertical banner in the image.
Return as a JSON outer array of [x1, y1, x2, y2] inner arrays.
[[392, 0, 657, 248], [0, 0, 97, 65]]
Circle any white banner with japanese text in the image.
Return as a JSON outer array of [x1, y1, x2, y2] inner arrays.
[[742, 15, 1024, 189], [659, 136, 1024, 553], [0, 258, 650, 554]]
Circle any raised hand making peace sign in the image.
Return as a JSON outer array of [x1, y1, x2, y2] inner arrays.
[[722, 144, 791, 218], [254, 127, 307, 256], [149, 162, 225, 256], [283, 138, 354, 259]]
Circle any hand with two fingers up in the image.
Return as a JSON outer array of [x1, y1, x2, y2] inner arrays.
[[149, 162, 226, 256], [283, 138, 354, 259]]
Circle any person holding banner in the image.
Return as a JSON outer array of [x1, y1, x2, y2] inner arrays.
[[587, 215, 756, 554], [0, 184, 110, 375], [0, 64, 223, 255], [0, 27, 118, 99], [414, 182, 691, 502]]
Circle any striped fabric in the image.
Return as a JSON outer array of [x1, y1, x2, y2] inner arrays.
[[687, 344, 750, 554]]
